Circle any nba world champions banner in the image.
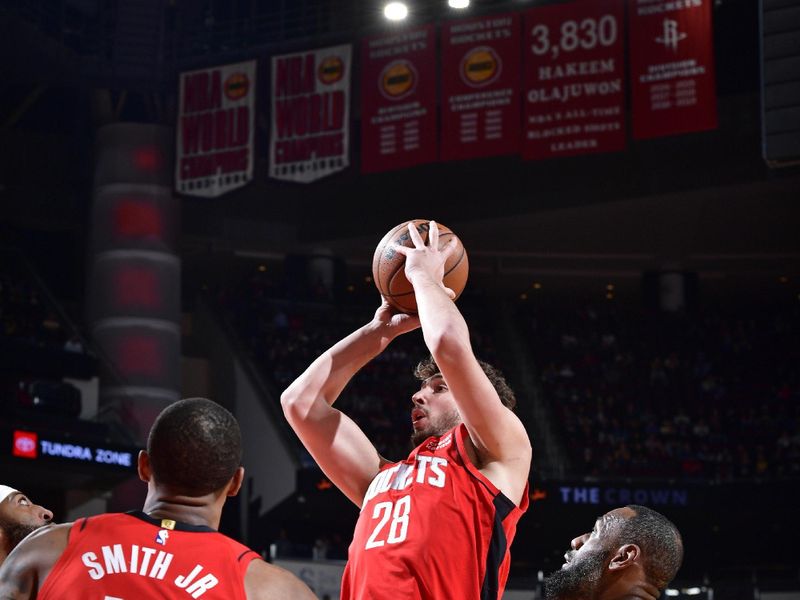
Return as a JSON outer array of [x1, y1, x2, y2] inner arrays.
[[628, 0, 717, 139], [361, 25, 437, 173], [523, 0, 626, 160], [176, 60, 256, 197], [269, 44, 351, 183], [441, 13, 521, 161]]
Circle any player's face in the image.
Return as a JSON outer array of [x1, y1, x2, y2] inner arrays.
[[0, 492, 53, 549], [543, 508, 631, 599], [410, 374, 461, 446]]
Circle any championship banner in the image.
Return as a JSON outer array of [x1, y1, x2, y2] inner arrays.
[[269, 44, 351, 183], [628, 0, 717, 139], [361, 25, 437, 173], [523, 0, 626, 160], [176, 60, 255, 197], [441, 13, 521, 161]]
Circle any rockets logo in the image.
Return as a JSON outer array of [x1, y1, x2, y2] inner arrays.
[[379, 60, 417, 100], [224, 72, 250, 101], [655, 19, 687, 52], [155, 529, 169, 546], [318, 56, 345, 85], [460, 46, 501, 88]]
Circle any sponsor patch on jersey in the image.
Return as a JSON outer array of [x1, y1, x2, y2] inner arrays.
[[426, 432, 452, 451], [160, 518, 176, 530], [155, 529, 170, 546]]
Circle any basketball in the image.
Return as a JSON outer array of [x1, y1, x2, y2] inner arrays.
[[371, 219, 469, 314]]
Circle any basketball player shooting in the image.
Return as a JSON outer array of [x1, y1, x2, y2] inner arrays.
[[281, 221, 532, 599]]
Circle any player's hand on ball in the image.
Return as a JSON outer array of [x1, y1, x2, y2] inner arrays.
[[393, 221, 458, 300], [372, 297, 421, 337], [372, 219, 468, 313]]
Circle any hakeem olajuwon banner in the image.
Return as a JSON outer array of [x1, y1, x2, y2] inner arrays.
[[523, 0, 627, 160], [269, 44, 351, 183], [176, 60, 256, 197]]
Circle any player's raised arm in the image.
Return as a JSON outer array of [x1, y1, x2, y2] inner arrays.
[[280, 301, 420, 506], [395, 221, 531, 501]]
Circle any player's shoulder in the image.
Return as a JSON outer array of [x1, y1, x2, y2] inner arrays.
[[244, 559, 317, 600], [0, 522, 73, 580], [20, 522, 73, 547]]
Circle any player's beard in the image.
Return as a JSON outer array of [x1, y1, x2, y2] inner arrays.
[[410, 407, 461, 447], [543, 548, 609, 600], [0, 516, 44, 549]]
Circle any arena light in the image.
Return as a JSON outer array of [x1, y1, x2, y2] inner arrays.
[[664, 590, 679, 597], [384, 2, 409, 20], [449, 0, 470, 7]]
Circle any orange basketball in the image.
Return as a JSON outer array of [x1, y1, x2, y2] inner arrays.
[[371, 219, 469, 314]]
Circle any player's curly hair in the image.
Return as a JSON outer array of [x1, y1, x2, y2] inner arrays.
[[414, 355, 517, 410], [147, 398, 242, 496]]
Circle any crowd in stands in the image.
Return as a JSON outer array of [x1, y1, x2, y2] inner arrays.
[[221, 268, 799, 486], [522, 301, 800, 482], [0, 270, 95, 424]]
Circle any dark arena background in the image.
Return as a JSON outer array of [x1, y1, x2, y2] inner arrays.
[[1, 0, 799, 598]]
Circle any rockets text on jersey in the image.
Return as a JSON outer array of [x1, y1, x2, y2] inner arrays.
[[362, 454, 448, 505]]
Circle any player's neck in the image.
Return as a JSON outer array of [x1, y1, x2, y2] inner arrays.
[[0, 530, 13, 564], [598, 578, 659, 600], [142, 492, 223, 530]]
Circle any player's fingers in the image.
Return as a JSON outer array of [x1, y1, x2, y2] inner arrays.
[[443, 286, 456, 300], [399, 313, 421, 330], [407, 223, 425, 248], [441, 238, 458, 260], [428, 220, 439, 249], [392, 243, 409, 256]]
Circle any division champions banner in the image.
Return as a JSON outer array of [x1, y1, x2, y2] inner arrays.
[[628, 0, 717, 139], [441, 13, 521, 161], [269, 44, 351, 183], [176, 60, 256, 197], [361, 25, 437, 173], [523, 0, 626, 160]]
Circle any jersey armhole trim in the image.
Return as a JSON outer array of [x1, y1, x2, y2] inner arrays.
[[454, 423, 527, 512]]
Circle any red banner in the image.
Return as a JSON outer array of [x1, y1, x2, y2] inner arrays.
[[361, 25, 437, 173], [269, 44, 352, 183], [176, 60, 256, 197], [523, 0, 626, 160], [440, 13, 521, 161], [628, 0, 717, 139]]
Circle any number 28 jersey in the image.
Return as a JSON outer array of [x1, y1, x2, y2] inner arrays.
[[341, 423, 529, 600]]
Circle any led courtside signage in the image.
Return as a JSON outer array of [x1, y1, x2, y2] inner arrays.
[[10, 429, 137, 472]]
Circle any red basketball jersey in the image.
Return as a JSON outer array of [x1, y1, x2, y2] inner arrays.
[[39, 512, 259, 599], [341, 424, 529, 600]]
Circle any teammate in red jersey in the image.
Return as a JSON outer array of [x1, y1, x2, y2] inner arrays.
[[0, 486, 53, 566], [544, 505, 684, 600], [0, 398, 316, 600], [282, 221, 532, 600]]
